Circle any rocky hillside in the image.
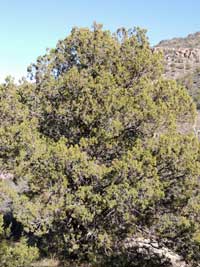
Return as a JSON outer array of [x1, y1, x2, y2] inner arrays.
[[155, 32, 200, 109]]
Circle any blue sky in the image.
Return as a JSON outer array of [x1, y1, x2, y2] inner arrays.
[[1, 0, 200, 82]]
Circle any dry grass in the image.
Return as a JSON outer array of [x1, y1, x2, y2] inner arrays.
[[32, 258, 95, 267], [32, 258, 60, 267]]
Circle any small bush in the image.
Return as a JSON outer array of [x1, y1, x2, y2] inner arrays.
[[0, 215, 39, 267]]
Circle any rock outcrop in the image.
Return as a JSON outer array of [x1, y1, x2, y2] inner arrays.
[[154, 47, 200, 79], [155, 32, 200, 93], [155, 31, 200, 120], [0, 171, 28, 214], [120, 237, 190, 267]]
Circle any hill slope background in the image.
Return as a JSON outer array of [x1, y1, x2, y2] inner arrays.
[[155, 32, 200, 135], [155, 32, 200, 108]]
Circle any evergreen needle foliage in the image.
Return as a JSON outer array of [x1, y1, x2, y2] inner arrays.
[[0, 23, 199, 266]]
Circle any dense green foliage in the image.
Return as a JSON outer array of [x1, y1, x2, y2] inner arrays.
[[1, 24, 200, 266], [0, 214, 38, 267]]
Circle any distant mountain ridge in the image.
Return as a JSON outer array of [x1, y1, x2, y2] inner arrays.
[[156, 31, 200, 49]]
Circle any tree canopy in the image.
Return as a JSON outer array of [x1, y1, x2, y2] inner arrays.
[[0, 24, 200, 267]]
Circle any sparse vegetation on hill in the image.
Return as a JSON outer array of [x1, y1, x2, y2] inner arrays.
[[155, 32, 200, 113], [179, 67, 200, 109], [157, 32, 200, 49]]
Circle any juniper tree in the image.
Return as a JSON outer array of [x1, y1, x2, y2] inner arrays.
[[1, 24, 200, 266]]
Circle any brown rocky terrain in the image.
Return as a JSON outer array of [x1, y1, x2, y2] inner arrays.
[[155, 32, 200, 106], [154, 46, 200, 80], [155, 32, 200, 134], [155, 32, 200, 78]]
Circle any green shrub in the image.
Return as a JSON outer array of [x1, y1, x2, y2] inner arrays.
[[0, 215, 39, 267]]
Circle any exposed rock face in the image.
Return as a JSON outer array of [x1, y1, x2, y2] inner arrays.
[[0, 171, 29, 214], [0, 171, 14, 180], [121, 237, 190, 267], [154, 47, 200, 80], [155, 31, 200, 122], [155, 32, 200, 94]]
